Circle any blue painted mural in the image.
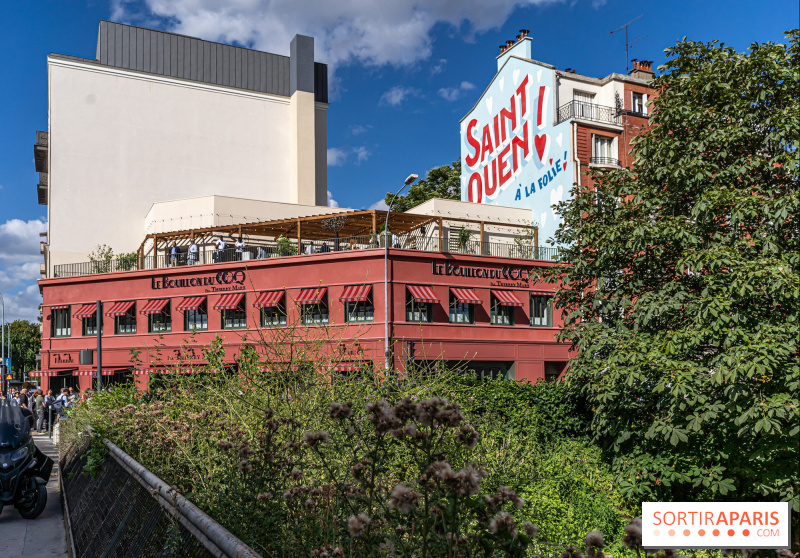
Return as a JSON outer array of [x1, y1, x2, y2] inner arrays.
[[460, 55, 573, 244]]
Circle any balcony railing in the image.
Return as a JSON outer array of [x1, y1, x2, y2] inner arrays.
[[52, 232, 564, 278], [590, 157, 621, 167], [557, 101, 620, 125]]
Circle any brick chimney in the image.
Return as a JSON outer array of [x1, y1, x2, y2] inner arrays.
[[630, 59, 655, 81], [496, 29, 533, 70]]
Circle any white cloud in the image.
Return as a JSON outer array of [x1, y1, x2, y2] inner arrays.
[[353, 146, 370, 164], [327, 190, 340, 208], [327, 147, 348, 166], [438, 80, 476, 101], [0, 219, 46, 264], [350, 124, 370, 136], [112, 0, 560, 76], [368, 199, 390, 211], [2, 284, 42, 323], [380, 86, 420, 107], [431, 58, 447, 75]]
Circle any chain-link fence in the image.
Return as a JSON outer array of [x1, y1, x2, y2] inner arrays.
[[61, 438, 261, 558]]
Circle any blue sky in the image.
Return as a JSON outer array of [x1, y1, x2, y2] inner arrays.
[[0, 0, 796, 321]]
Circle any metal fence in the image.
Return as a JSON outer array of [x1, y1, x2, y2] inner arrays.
[[53, 234, 563, 278], [61, 437, 261, 558], [557, 100, 620, 125]]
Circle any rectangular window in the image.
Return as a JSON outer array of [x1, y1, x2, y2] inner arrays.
[[574, 91, 595, 119], [260, 293, 287, 327], [592, 135, 618, 166], [530, 295, 554, 327], [184, 299, 208, 331], [449, 292, 474, 324], [148, 301, 172, 333], [345, 297, 374, 323], [632, 92, 646, 115], [490, 294, 515, 326], [406, 289, 433, 323], [222, 296, 247, 329], [51, 307, 71, 337], [301, 294, 329, 325], [82, 313, 99, 336], [115, 303, 137, 334]]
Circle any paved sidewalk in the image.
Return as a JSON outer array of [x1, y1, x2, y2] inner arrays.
[[0, 433, 69, 558]]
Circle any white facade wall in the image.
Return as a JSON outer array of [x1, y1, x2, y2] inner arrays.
[[47, 56, 327, 273]]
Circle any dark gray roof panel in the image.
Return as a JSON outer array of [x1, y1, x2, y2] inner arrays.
[[95, 20, 327, 102]]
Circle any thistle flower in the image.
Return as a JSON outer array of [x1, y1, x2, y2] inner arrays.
[[585, 531, 605, 558], [393, 398, 417, 422], [415, 397, 446, 426], [332, 548, 344, 558], [347, 513, 371, 538], [366, 400, 402, 433], [237, 443, 254, 458], [484, 486, 524, 510], [489, 512, 518, 538], [623, 518, 643, 550], [351, 458, 372, 481], [562, 545, 583, 558], [291, 468, 303, 480], [256, 492, 272, 501], [523, 522, 538, 538], [238, 460, 253, 473], [216, 440, 234, 451], [304, 430, 329, 447], [424, 460, 453, 482], [457, 424, 479, 450], [446, 464, 485, 496], [388, 484, 422, 514], [329, 401, 353, 420]]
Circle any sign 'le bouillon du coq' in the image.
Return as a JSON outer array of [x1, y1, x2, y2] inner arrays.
[[460, 38, 573, 243]]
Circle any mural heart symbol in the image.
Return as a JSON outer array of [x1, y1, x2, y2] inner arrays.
[[541, 212, 548, 227], [534, 134, 549, 162], [536, 69, 543, 82], [555, 133, 563, 147], [549, 184, 564, 208], [512, 69, 520, 86], [485, 96, 493, 114]]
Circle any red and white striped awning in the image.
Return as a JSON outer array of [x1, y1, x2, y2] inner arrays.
[[105, 301, 135, 317], [253, 291, 284, 308], [175, 296, 205, 312], [29, 371, 58, 377], [295, 288, 327, 305], [450, 288, 481, 304], [73, 303, 97, 319], [214, 292, 244, 310], [407, 285, 439, 304], [530, 291, 554, 297], [340, 284, 372, 303], [50, 305, 69, 310], [139, 299, 170, 315], [334, 363, 366, 372], [491, 290, 523, 307], [73, 370, 122, 376]]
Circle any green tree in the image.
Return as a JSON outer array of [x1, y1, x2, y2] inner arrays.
[[384, 160, 461, 212], [8, 320, 42, 377], [539, 31, 800, 516]]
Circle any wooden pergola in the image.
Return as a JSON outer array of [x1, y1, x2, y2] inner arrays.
[[138, 209, 537, 257]]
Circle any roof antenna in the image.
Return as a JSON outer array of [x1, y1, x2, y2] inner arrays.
[[609, 15, 647, 74]]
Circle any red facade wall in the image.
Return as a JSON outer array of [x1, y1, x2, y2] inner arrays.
[[38, 249, 571, 389]]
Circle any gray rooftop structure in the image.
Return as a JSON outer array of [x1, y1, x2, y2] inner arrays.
[[94, 20, 327, 103]]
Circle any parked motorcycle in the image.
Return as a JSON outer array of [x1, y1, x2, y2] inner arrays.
[[0, 402, 54, 518]]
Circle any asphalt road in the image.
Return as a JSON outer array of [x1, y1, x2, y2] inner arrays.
[[0, 433, 68, 558]]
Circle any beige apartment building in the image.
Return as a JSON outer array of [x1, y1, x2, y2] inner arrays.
[[36, 21, 331, 277]]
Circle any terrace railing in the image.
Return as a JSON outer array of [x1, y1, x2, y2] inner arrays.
[[52, 234, 563, 278], [557, 101, 620, 125]]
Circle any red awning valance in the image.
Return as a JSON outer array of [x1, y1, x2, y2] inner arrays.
[[139, 299, 170, 315], [530, 291, 554, 297], [175, 296, 205, 312], [450, 288, 481, 304], [73, 303, 97, 319], [50, 305, 69, 310], [73, 370, 123, 376], [29, 371, 58, 377], [295, 288, 327, 305], [491, 290, 523, 307], [407, 285, 439, 304], [340, 285, 372, 303], [133, 368, 218, 375], [254, 291, 284, 308], [214, 292, 244, 310], [105, 301, 135, 317], [334, 363, 366, 372]]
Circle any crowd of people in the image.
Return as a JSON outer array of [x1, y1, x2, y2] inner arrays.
[[1, 386, 90, 434]]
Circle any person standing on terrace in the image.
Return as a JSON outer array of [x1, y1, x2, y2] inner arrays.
[[169, 242, 179, 266], [235, 236, 246, 260], [188, 239, 199, 265]]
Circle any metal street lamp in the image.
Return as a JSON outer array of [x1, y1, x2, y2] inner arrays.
[[384, 174, 418, 370]]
